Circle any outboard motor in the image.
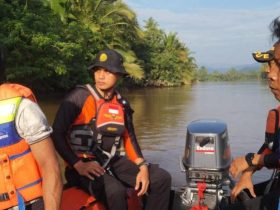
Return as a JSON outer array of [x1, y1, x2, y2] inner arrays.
[[179, 119, 233, 210]]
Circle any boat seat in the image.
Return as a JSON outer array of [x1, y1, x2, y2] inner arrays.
[[61, 186, 142, 210]]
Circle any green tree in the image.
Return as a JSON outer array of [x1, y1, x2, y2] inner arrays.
[[141, 18, 196, 86], [197, 66, 208, 81], [47, 0, 144, 79], [224, 68, 240, 81], [0, 0, 94, 91], [1, 0, 198, 91]]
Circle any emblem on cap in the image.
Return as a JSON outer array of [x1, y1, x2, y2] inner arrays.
[[252, 47, 275, 63], [254, 51, 270, 59], [99, 53, 108, 62]]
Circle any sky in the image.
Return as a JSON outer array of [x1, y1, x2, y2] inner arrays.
[[123, 0, 280, 69]]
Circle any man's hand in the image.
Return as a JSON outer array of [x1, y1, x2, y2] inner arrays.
[[74, 160, 105, 180], [230, 156, 249, 178], [231, 170, 256, 202], [135, 165, 150, 196]]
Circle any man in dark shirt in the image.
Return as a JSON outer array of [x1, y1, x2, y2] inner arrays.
[[229, 16, 280, 209], [52, 49, 171, 210]]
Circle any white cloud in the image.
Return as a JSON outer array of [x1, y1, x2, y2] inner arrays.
[[125, 2, 280, 68]]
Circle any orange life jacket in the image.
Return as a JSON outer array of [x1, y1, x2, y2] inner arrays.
[[69, 84, 125, 164], [87, 84, 125, 165], [0, 83, 43, 210], [264, 107, 280, 151]]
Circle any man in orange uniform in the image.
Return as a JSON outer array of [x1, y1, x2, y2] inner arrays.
[[229, 16, 280, 209], [0, 46, 62, 210], [52, 49, 171, 210]]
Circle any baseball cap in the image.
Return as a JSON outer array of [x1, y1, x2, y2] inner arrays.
[[88, 49, 128, 76], [252, 47, 275, 63]]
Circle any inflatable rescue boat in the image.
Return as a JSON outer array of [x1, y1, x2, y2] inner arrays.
[[61, 119, 280, 210]]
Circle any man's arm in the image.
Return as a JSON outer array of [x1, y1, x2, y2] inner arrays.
[[230, 153, 265, 179], [30, 137, 63, 210], [230, 142, 272, 179], [121, 99, 149, 195], [52, 88, 89, 166], [16, 98, 63, 209]]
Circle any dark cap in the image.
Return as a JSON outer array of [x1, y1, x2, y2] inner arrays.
[[252, 47, 275, 63], [88, 49, 128, 76]]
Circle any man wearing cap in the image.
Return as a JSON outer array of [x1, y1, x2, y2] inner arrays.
[[228, 16, 280, 209], [52, 49, 171, 210]]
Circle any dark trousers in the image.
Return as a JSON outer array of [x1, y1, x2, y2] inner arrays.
[[65, 157, 171, 210]]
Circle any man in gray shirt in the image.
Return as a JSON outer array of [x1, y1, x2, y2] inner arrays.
[[0, 48, 62, 210]]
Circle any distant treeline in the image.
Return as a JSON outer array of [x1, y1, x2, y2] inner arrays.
[[196, 66, 265, 82], [0, 0, 197, 93]]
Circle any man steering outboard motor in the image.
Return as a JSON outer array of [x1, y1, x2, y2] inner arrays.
[[176, 119, 234, 210]]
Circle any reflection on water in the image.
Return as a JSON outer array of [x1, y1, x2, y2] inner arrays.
[[122, 87, 193, 152], [39, 81, 278, 187]]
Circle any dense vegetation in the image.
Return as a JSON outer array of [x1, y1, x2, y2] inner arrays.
[[196, 66, 264, 82], [0, 0, 265, 93], [0, 0, 197, 92]]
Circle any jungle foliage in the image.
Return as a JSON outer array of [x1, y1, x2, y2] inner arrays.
[[0, 0, 197, 92], [196, 66, 262, 82]]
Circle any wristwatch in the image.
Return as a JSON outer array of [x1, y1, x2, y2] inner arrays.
[[137, 160, 150, 168], [245, 153, 256, 167]]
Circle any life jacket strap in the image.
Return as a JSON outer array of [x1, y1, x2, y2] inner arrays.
[[10, 148, 31, 160], [96, 141, 119, 168], [85, 84, 100, 101], [6, 198, 41, 210], [96, 146, 113, 167], [265, 109, 280, 150], [115, 136, 120, 146], [0, 192, 9, 202], [16, 191, 25, 210], [96, 133, 102, 145], [17, 179, 42, 192]]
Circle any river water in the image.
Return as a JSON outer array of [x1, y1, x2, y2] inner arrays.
[[39, 81, 279, 188]]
